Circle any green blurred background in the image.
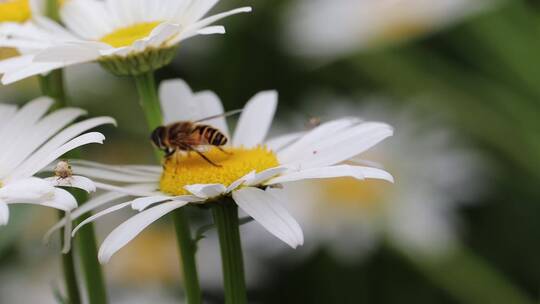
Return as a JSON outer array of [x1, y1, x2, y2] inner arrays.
[[2, 0, 540, 303]]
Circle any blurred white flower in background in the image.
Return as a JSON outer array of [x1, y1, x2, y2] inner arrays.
[[0, 0, 251, 83], [283, 0, 491, 58], [245, 96, 486, 262]]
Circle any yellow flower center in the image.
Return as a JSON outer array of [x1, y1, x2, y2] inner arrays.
[[160, 146, 279, 196], [0, 0, 31, 23], [0, 47, 19, 60], [316, 178, 391, 212], [100, 21, 162, 48]]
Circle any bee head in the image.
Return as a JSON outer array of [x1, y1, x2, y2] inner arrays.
[[150, 126, 167, 150]]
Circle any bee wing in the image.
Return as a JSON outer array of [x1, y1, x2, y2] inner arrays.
[[193, 109, 243, 123]]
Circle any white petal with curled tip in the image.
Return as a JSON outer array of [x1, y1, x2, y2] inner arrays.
[[46, 175, 97, 193], [72, 201, 133, 236], [40, 188, 78, 212], [233, 187, 303, 248], [266, 165, 394, 185], [21, 132, 106, 178], [185, 184, 227, 199], [98, 200, 190, 263], [0, 201, 9, 226], [233, 91, 277, 148]]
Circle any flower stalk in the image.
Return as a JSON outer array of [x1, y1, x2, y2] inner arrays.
[[39, 70, 82, 304], [133, 70, 202, 304], [40, 2, 108, 303], [211, 198, 248, 304], [58, 212, 81, 304]]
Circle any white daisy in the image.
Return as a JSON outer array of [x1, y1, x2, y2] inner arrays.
[[47, 79, 394, 264], [0, 0, 251, 82], [283, 0, 491, 58], [251, 98, 486, 260], [0, 96, 115, 227]]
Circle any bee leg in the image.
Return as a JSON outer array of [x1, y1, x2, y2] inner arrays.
[[217, 147, 232, 155], [181, 144, 222, 167], [195, 150, 222, 167]]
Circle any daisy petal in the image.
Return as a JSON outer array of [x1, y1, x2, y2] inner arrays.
[[277, 117, 360, 163], [98, 200, 190, 263], [184, 184, 226, 199], [44, 191, 131, 243], [233, 187, 303, 248], [266, 132, 305, 152], [287, 122, 393, 169], [131, 196, 172, 211], [0, 200, 9, 226], [266, 165, 394, 185], [159, 79, 228, 134], [72, 202, 132, 236], [0, 177, 53, 203], [40, 188, 78, 212], [245, 167, 288, 186], [46, 175, 97, 192], [233, 91, 277, 148], [184, 7, 252, 35]]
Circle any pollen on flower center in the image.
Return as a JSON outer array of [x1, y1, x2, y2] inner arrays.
[[160, 146, 279, 196], [0, 0, 31, 23], [100, 21, 163, 48]]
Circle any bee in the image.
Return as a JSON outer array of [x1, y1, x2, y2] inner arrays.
[[151, 110, 243, 167], [54, 160, 73, 180]]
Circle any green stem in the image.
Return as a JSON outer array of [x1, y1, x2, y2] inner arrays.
[[44, 0, 61, 22], [133, 71, 202, 303], [173, 209, 202, 304], [58, 211, 81, 304], [39, 73, 83, 304], [75, 192, 108, 304], [38, 53, 108, 304], [393, 245, 533, 304], [39, 70, 67, 110], [212, 199, 247, 304]]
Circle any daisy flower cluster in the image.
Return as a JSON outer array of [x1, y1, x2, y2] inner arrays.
[[0, 0, 397, 303]]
